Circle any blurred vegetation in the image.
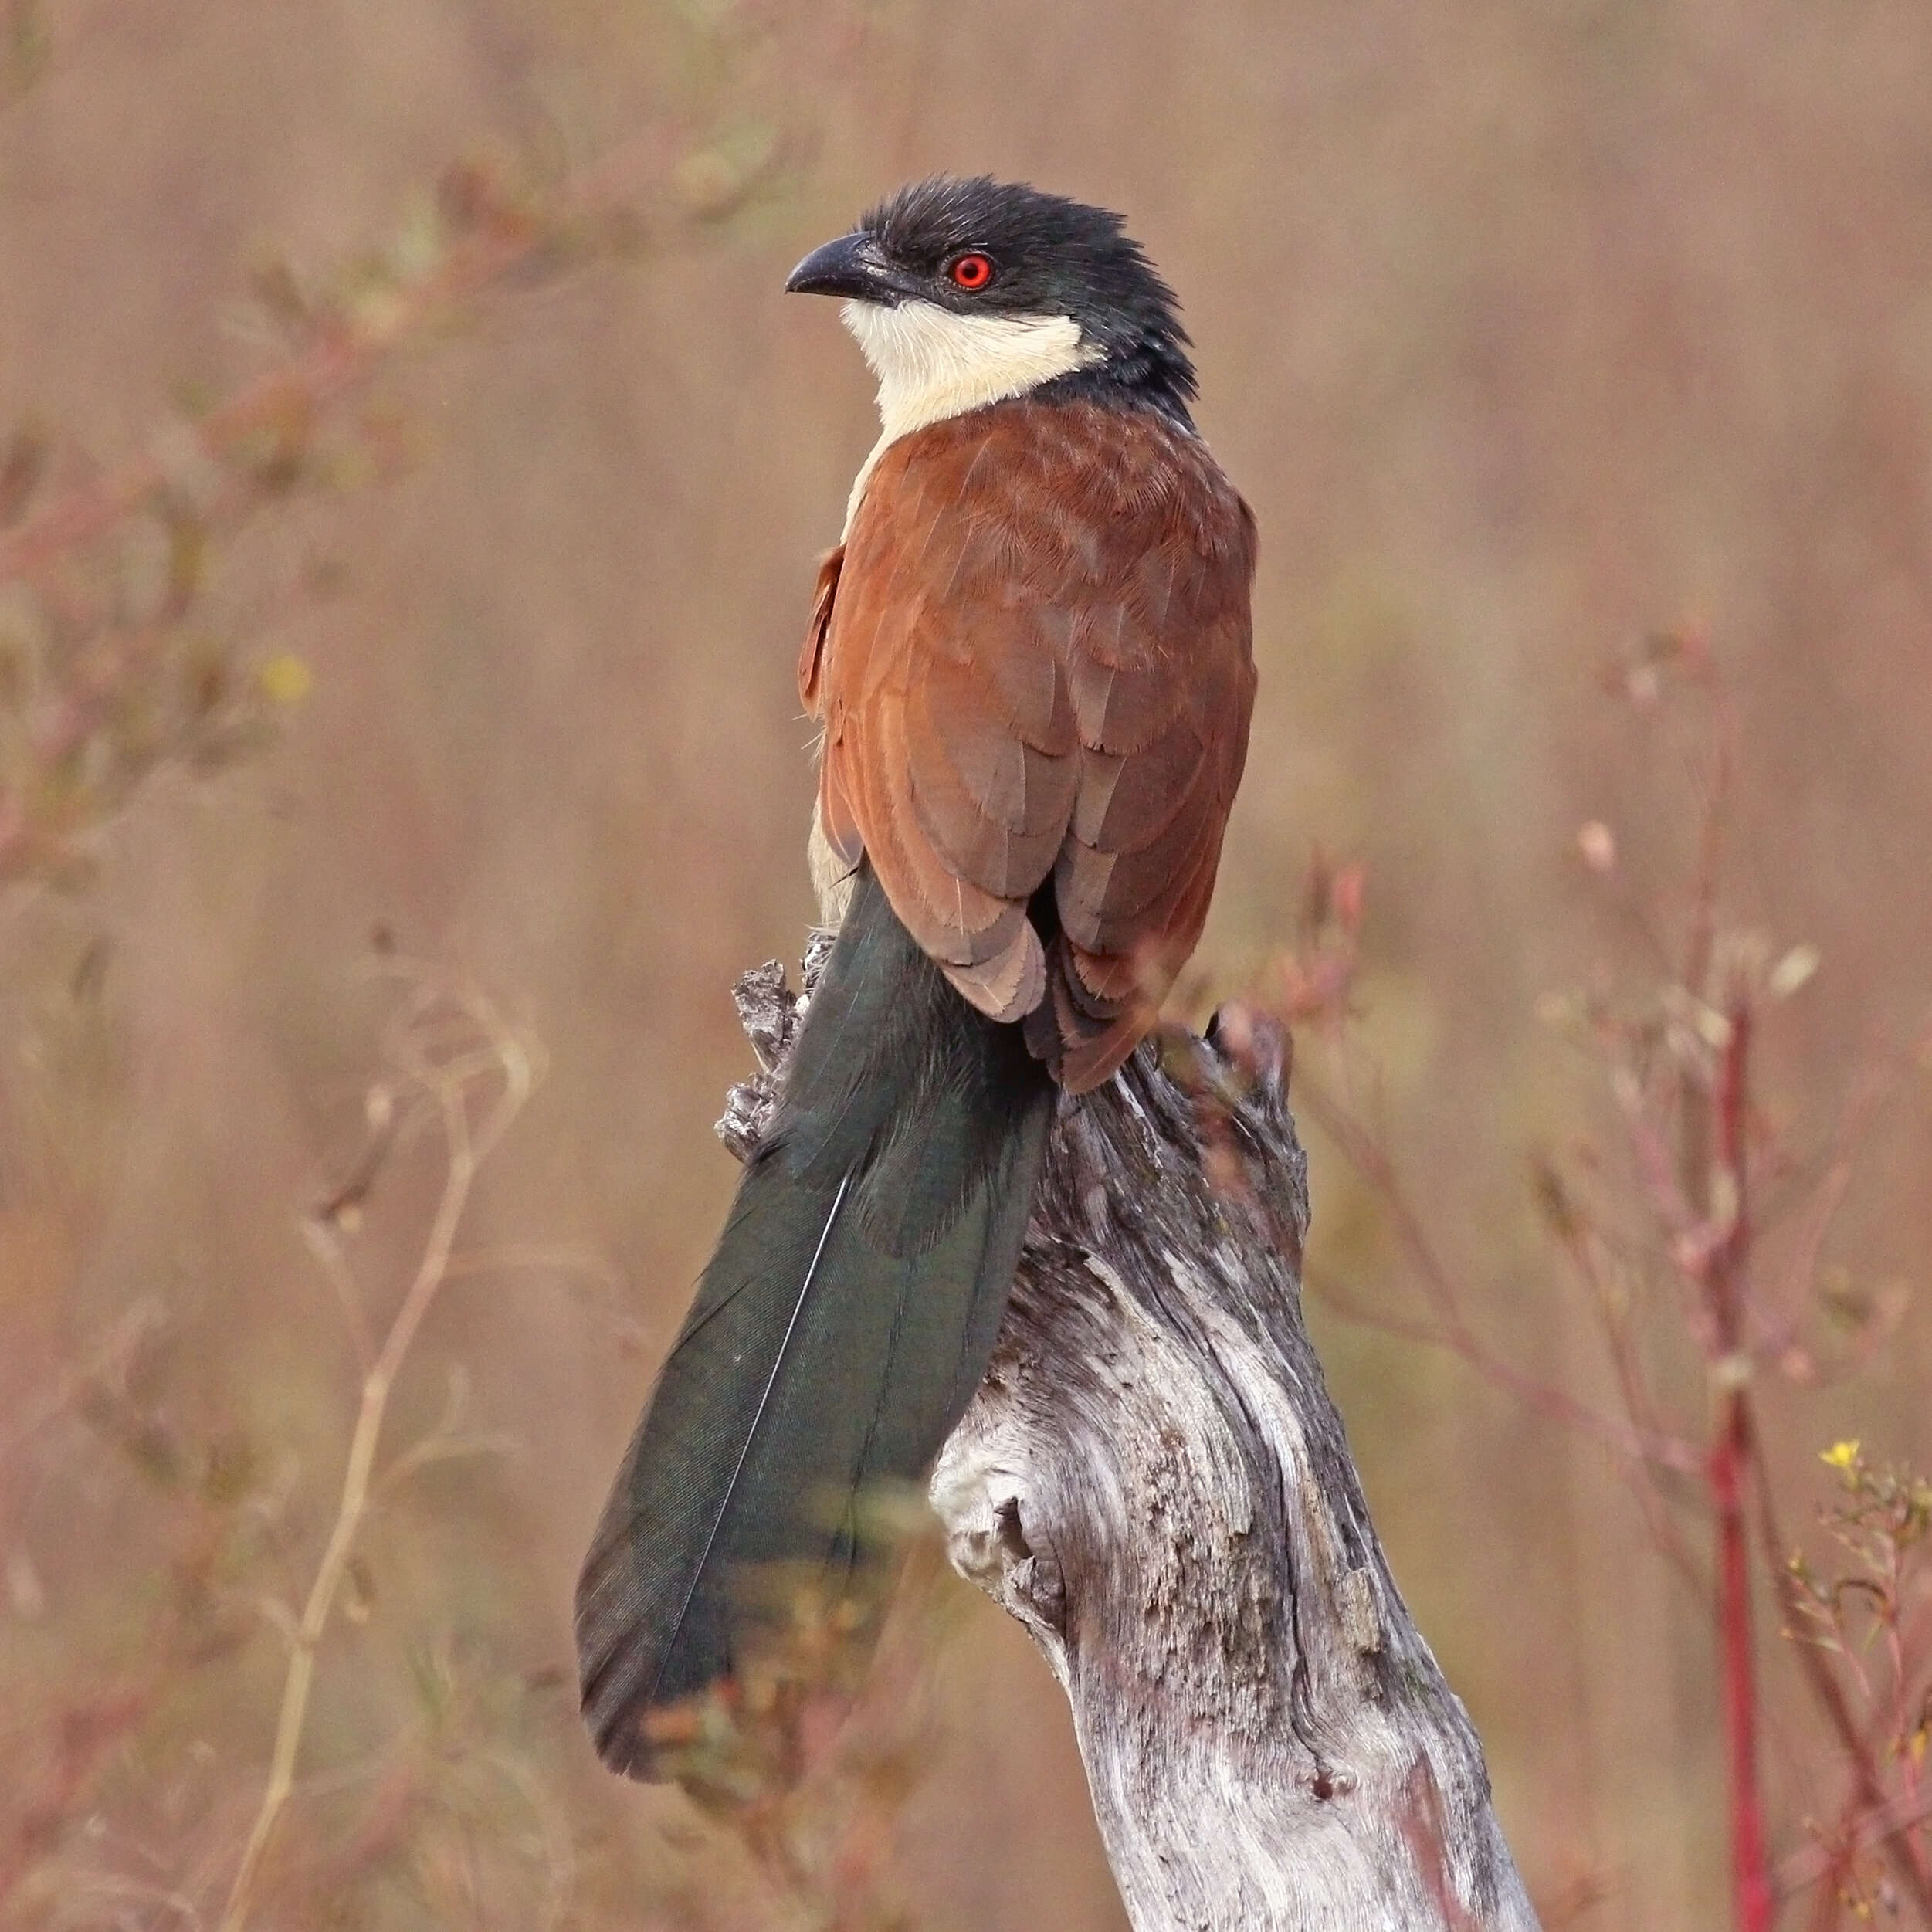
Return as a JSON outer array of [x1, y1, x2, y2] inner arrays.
[[3, 1, 1932, 1927], [1271, 639, 1931, 1926]]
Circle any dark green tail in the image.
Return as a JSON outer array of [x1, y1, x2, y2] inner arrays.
[[575, 865, 1054, 1778]]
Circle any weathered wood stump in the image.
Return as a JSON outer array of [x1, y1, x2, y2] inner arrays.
[[722, 945, 1541, 1931]]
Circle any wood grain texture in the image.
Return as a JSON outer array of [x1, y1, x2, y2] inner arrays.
[[723, 953, 1541, 1931], [802, 398, 1257, 1092]]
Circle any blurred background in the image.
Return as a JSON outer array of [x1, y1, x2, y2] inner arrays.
[[4, 1, 1931, 1925]]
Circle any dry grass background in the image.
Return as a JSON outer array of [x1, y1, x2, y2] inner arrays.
[[4, 1, 1932, 1925]]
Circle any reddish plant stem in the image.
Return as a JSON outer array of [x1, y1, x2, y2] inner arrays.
[[1713, 1388, 1772, 1930], [1707, 998, 1774, 1932], [1294, 1071, 1703, 1476]]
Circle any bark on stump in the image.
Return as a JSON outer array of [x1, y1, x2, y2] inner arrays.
[[722, 946, 1541, 1932]]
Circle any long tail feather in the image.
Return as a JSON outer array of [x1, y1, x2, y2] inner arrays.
[[575, 864, 1053, 1778]]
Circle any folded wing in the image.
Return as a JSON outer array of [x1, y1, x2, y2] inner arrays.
[[805, 401, 1257, 1091]]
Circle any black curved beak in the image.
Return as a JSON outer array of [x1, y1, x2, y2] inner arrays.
[[785, 231, 894, 303]]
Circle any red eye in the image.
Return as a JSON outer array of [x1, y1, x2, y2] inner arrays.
[[947, 252, 995, 291]]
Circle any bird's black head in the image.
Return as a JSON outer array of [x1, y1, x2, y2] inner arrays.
[[787, 176, 1197, 425]]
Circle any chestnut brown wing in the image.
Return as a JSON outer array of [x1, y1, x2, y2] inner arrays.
[[804, 400, 1256, 1093]]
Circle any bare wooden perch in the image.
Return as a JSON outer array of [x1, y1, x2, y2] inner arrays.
[[722, 944, 1541, 1931]]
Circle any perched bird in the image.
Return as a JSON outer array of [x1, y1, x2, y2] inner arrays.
[[576, 176, 1257, 1778]]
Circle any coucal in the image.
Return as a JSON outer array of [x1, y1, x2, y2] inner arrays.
[[576, 176, 1257, 1778]]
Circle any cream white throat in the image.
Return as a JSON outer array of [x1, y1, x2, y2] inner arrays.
[[838, 298, 1096, 537]]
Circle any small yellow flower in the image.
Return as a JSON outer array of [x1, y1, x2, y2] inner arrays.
[[258, 653, 313, 705], [1819, 1440, 1861, 1473]]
